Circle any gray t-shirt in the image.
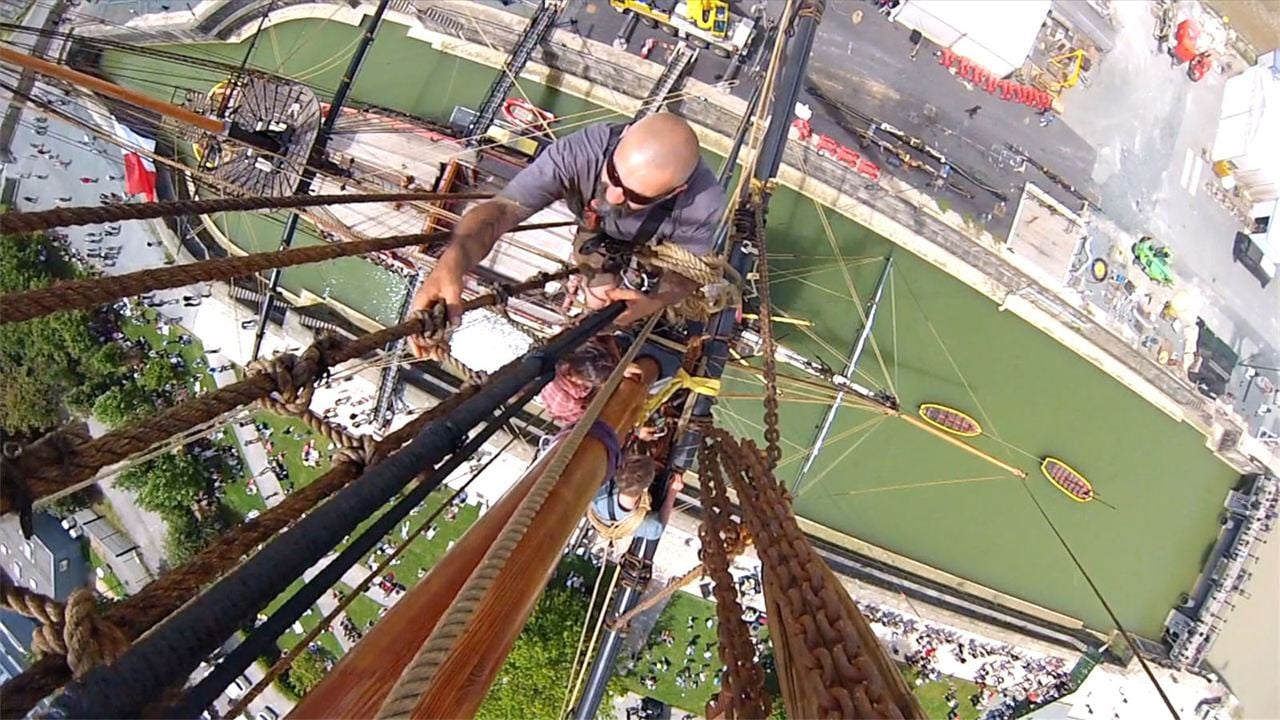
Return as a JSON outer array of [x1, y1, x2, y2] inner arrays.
[[498, 122, 726, 255]]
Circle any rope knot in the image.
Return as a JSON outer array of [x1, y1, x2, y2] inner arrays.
[[410, 301, 451, 362], [2, 578, 128, 678], [250, 334, 344, 414], [62, 588, 129, 678], [336, 434, 380, 468]]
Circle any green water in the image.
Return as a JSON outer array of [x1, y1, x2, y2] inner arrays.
[[101, 18, 1239, 638]]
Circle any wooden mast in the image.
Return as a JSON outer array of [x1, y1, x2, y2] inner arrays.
[[290, 357, 658, 718], [406, 357, 658, 717]]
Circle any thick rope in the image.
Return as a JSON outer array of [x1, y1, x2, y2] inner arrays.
[[11, 271, 568, 509], [0, 575, 128, 679], [376, 314, 660, 719], [0, 220, 572, 325], [642, 242, 723, 286], [0, 192, 493, 234], [0, 385, 482, 718]]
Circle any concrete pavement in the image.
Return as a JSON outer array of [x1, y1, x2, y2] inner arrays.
[[1063, 0, 1280, 365]]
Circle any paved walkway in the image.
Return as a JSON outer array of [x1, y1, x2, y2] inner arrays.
[[209, 364, 286, 507]]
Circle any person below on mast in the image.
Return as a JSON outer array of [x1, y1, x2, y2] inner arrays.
[[408, 112, 727, 358]]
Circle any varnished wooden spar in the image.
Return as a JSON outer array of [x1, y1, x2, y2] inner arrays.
[[289, 454, 548, 718], [407, 357, 658, 718], [289, 358, 658, 718]]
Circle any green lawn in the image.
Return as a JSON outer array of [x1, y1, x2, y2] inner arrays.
[[335, 583, 385, 632], [250, 411, 333, 489], [221, 473, 267, 518], [121, 308, 216, 393], [616, 591, 726, 713], [902, 667, 982, 720], [255, 487, 481, 665], [86, 548, 127, 598]]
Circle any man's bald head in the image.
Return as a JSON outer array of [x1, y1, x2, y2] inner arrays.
[[604, 113, 701, 207]]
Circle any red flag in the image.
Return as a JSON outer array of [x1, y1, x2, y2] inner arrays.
[[122, 152, 157, 201], [111, 119, 158, 201]]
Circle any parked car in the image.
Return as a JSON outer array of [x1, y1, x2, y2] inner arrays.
[[1233, 232, 1274, 287], [255, 706, 279, 720], [225, 674, 251, 699]]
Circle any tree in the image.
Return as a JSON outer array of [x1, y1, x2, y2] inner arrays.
[[117, 451, 208, 513], [138, 357, 181, 393], [92, 381, 151, 428], [285, 647, 335, 697], [160, 504, 221, 564], [477, 573, 622, 720], [0, 232, 123, 433]]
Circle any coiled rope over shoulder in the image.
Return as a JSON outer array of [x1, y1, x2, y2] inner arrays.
[[642, 243, 724, 286]]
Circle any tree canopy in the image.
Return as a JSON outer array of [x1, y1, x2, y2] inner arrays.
[[286, 647, 336, 697], [117, 450, 208, 513], [477, 562, 621, 720], [92, 381, 152, 428], [0, 232, 122, 433]]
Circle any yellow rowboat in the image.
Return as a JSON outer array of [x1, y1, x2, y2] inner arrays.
[[918, 403, 983, 437], [1040, 457, 1095, 503]]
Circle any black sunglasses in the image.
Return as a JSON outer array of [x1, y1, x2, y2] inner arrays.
[[605, 151, 667, 206]]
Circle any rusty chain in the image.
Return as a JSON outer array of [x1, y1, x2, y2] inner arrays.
[[697, 435, 771, 720], [712, 428, 921, 719], [736, 198, 781, 468]]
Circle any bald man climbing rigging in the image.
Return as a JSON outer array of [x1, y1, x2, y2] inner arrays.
[[408, 113, 727, 358]]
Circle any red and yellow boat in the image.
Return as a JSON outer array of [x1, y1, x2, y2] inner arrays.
[[1040, 457, 1094, 502], [917, 403, 983, 437]]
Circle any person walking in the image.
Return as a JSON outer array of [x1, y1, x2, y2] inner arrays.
[[909, 29, 924, 61], [964, 105, 982, 119], [1038, 108, 1057, 127]]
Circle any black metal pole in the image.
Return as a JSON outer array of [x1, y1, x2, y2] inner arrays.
[[571, 536, 658, 720], [249, 0, 393, 360], [573, 4, 828, 717], [169, 382, 547, 718], [46, 305, 623, 719], [213, 0, 277, 120]]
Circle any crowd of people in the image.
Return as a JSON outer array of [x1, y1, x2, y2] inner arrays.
[[856, 600, 1073, 718]]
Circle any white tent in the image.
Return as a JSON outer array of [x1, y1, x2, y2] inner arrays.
[[891, 0, 1051, 78], [1212, 51, 1280, 202]]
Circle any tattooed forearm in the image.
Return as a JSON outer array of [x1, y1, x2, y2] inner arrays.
[[438, 198, 534, 276]]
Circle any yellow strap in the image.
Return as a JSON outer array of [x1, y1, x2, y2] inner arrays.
[[642, 369, 721, 419]]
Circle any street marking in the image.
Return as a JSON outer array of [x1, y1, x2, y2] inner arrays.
[[1179, 147, 1195, 192], [1189, 155, 1203, 198]]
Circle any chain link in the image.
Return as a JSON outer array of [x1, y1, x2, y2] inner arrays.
[[697, 435, 771, 719], [736, 199, 781, 469], [711, 428, 922, 719]]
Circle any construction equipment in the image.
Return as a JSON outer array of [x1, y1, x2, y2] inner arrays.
[[610, 0, 755, 58], [684, 0, 729, 37], [1133, 236, 1175, 286]]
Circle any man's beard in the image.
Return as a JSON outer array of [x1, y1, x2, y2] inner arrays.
[[591, 181, 638, 222]]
